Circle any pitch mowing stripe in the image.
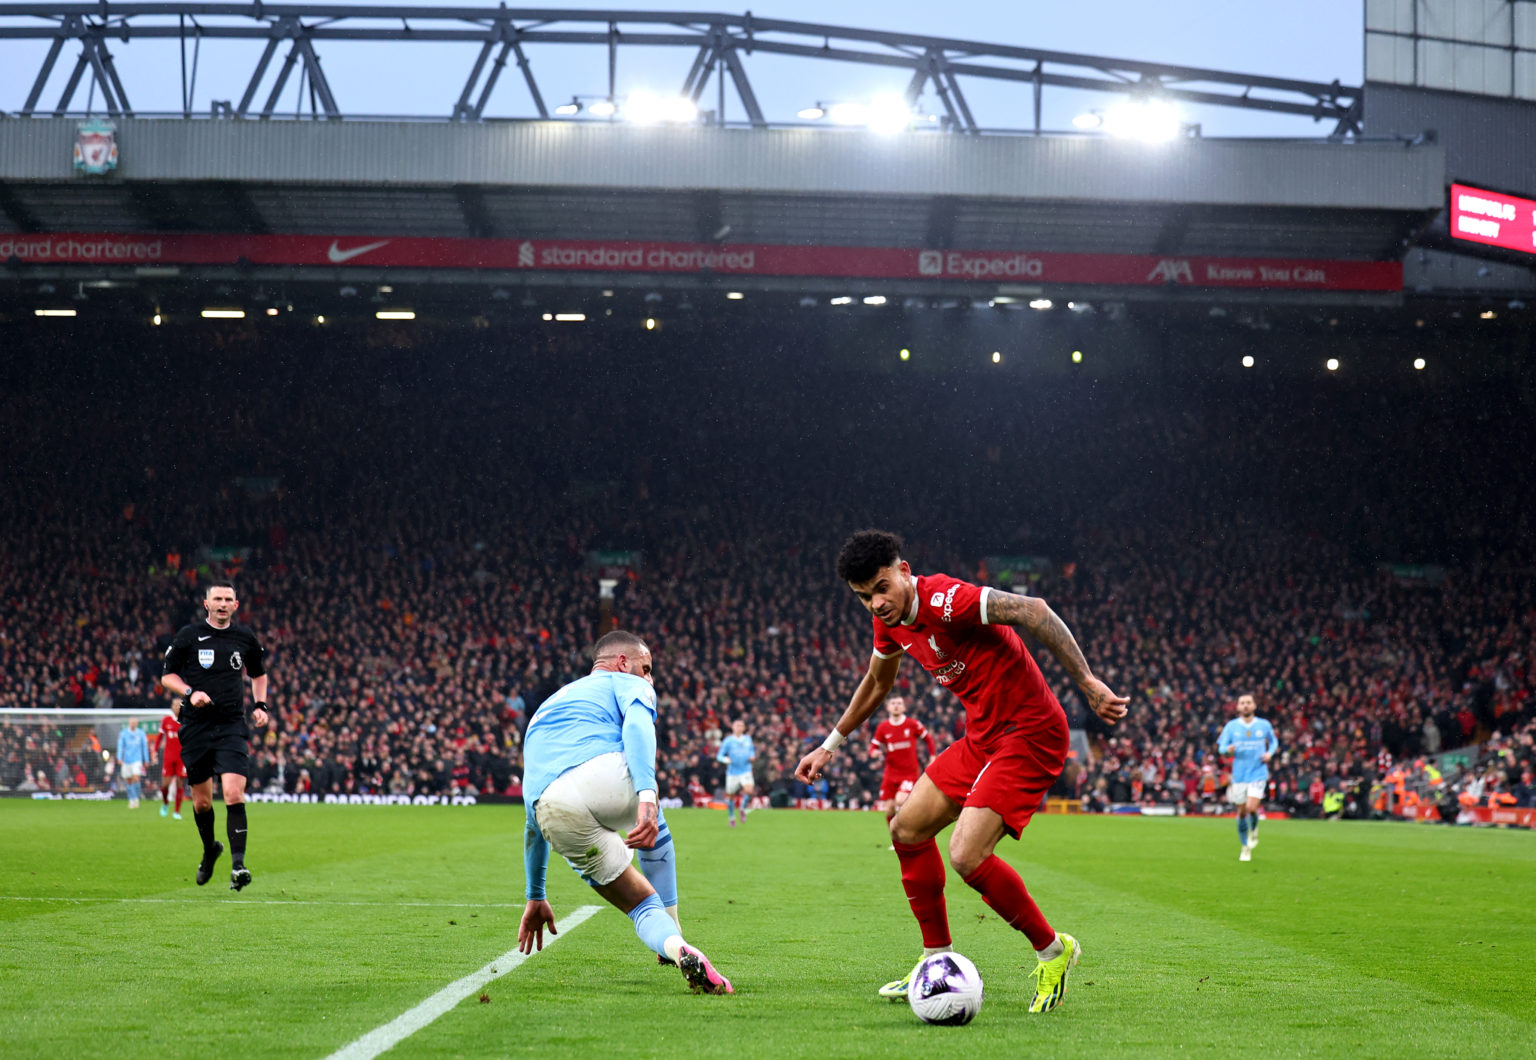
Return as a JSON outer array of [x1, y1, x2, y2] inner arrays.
[[0, 896, 528, 908], [323, 904, 602, 1060]]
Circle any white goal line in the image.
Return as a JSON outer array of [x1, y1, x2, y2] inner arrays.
[[0, 896, 530, 909], [325, 904, 603, 1060]]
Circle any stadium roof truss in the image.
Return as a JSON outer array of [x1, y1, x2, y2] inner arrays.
[[0, 3, 1365, 134]]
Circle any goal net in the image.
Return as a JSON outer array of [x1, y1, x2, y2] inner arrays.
[[0, 708, 172, 798]]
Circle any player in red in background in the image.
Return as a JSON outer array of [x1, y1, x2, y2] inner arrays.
[[796, 530, 1128, 1015], [869, 695, 936, 844], [152, 708, 186, 820]]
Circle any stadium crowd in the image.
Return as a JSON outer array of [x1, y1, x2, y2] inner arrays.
[[0, 323, 1531, 821]]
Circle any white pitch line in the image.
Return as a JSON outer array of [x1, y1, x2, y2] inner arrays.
[[0, 896, 528, 908], [325, 904, 602, 1060]]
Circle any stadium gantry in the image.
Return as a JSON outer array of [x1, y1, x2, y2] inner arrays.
[[0, 3, 1363, 132], [1, 5, 1523, 329]]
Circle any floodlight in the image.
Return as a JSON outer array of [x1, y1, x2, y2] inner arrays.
[[798, 105, 826, 120], [991, 351, 1002, 363], [726, 291, 745, 300], [1413, 358, 1426, 370], [1242, 355, 1255, 368], [829, 296, 853, 305], [863, 295, 887, 305], [1029, 298, 1053, 310], [201, 308, 245, 319], [1072, 350, 1083, 363], [899, 348, 911, 361], [35, 308, 76, 317], [1102, 99, 1183, 142], [1326, 358, 1340, 371], [554, 99, 582, 116], [1073, 111, 1104, 130], [376, 310, 416, 320], [589, 99, 617, 117], [624, 90, 696, 124], [866, 95, 912, 135]]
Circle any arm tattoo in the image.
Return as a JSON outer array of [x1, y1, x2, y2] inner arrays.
[[990, 591, 1091, 684], [1031, 605, 1092, 685]]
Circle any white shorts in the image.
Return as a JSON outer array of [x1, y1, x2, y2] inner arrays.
[[1228, 780, 1267, 804], [534, 752, 639, 887], [121, 763, 145, 781], [725, 771, 754, 795]]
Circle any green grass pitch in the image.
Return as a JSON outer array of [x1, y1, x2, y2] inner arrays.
[[1, 800, 1531, 1058]]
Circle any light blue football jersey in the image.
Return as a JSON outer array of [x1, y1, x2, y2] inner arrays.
[[1218, 717, 1278, 783], [523, 670, 657, 808], [717, 734, 755, 775]]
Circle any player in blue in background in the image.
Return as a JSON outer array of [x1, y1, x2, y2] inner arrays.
[[518, 629, 732, 994], [1218, 693, 1279, 862], [115, 717, 150, 809], [716, 719, 756, 827]]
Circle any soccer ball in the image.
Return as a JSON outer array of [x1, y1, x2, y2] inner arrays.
[[908, 952, 984, 1025]]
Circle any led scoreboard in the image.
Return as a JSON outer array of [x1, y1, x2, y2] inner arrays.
[[1450, 183, 1536, 255]]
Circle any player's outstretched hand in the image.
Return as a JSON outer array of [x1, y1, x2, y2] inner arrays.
[[625, 800, 659, 850], [1082, 677, 1130, 725], [794, 748, 832, 784], [518, 900, 557, 953]]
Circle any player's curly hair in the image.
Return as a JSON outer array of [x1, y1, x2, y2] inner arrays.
[[836, 529, 903, 584]]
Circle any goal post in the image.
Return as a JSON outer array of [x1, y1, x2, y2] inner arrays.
[[0, 707, 172, 797]]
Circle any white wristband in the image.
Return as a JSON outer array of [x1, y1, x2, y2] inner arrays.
[[637, 790, 658, 804], [820, 729, 846, 753]]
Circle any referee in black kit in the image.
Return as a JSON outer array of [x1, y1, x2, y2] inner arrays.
[[160, 581, 271, 891]]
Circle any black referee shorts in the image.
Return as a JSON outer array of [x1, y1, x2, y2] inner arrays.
[[182, 733, 251, 785]]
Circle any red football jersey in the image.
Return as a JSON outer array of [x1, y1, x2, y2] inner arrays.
[[871, 572, 1063, 749], [152, 711, 181, 755], [871, 717, 935, 777]]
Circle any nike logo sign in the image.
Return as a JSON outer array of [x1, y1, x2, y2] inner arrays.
[[198, 636, 212, 641], [327, 239, 390, 263], [234, 829, 247, 834]]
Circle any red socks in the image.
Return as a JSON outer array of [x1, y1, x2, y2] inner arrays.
[[893, 839, 951, 948], [963, 854, 1055, 950]]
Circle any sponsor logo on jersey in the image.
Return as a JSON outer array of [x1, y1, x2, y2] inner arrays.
[[928, 634, 948, 660], [941, 584, 959, 622], [933, 658, 967, 684], [930, 591, 944, 606], [230, 651, 243, 670], [197, 649, 215, 669]]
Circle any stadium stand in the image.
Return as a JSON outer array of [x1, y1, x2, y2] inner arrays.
[[0, 322, 1531, 821]]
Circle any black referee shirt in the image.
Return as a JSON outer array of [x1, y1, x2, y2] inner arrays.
[[162, 619, 267, 740]]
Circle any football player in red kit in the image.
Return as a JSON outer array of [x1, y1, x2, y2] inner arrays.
[[152, 708, 186, 820], [869, 696, 936, 833], [797, 530, 1128, 1015]]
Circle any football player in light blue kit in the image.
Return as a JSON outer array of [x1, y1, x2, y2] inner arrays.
[[716, 719, 756, 827], [518, 629, 732, 994], [1218, 694, 1278, 862], [115, 717, 150, 809]]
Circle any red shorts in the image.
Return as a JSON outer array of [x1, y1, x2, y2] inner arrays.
[[162, 750, 186, 780], [924, 718, 1068, 838], [879, 772, 918, 803]]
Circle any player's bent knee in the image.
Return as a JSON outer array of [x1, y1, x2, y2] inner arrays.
[[947, 842, 985, 880]]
